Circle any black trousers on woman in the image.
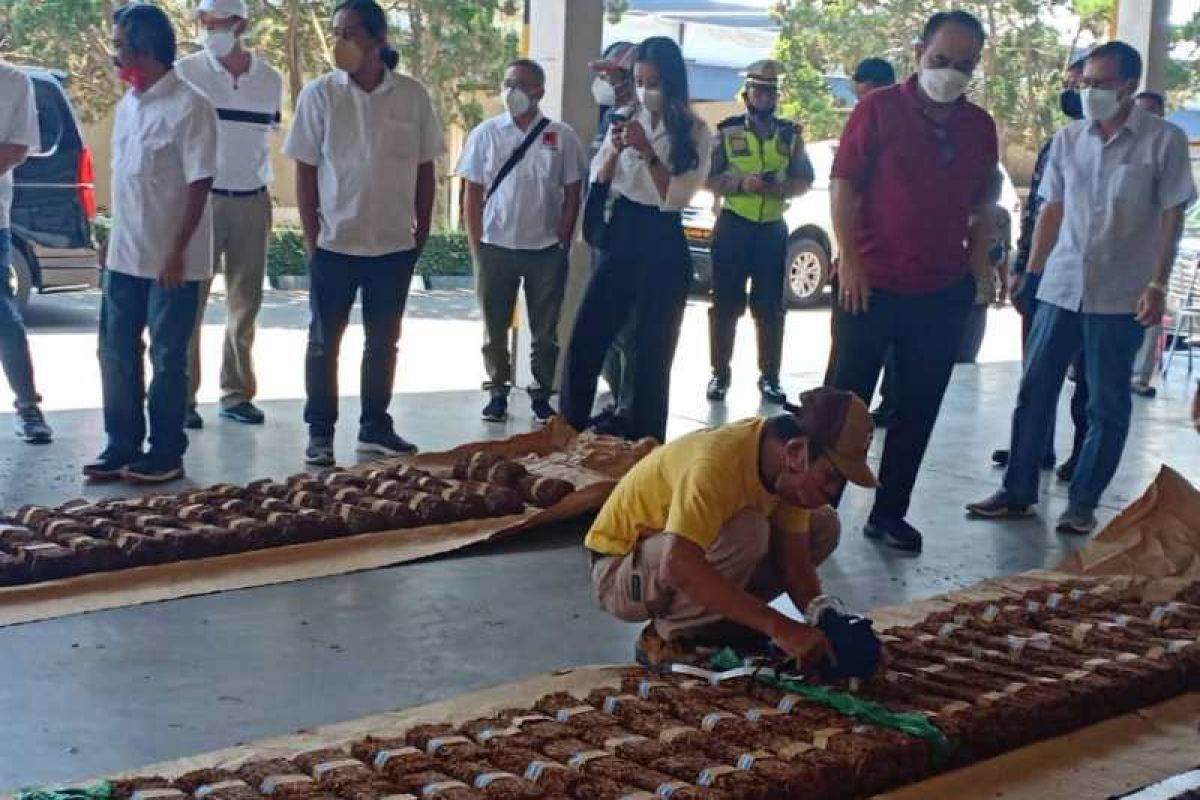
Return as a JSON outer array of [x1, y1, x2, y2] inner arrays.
[[561, 196, 692, 442]]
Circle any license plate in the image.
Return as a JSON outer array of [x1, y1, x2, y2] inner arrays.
[[684, 226, 711, 244]]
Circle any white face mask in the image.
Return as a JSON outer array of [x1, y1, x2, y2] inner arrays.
[[591, 76, 616, 107], [503, 86, 532, 118], [202, 29, 238, 59], [637, 86, 663, 114], [1081, 87, 1121, 122], [919, 67, 971, 104]]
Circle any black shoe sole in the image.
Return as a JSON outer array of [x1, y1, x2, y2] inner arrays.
[[82, 467, 126, 482], [863, 524, 922, 553], [122, 467, 184, 484], [17, 433, 52, 444], [966, 504, 1035, 519]]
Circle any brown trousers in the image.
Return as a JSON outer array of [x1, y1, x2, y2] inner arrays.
[[188, 190, 271, 409], [591, 506, 841, 641]]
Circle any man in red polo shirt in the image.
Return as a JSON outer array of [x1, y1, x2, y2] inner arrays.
[[827, 10, 1000, 553]]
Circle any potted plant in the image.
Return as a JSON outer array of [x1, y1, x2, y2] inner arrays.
[[418, 232, 474, 290], [268, 227, 310, 290]]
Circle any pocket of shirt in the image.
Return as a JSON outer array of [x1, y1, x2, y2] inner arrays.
[[383, 119, 418, 163], [116, 131, 173, 178], [1112, 164, 1153, 205]]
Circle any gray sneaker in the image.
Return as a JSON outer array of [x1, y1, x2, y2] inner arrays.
[[14, 405, 52, 444], [1056, 505, 1098, 535], [305, 435, 335, 466]]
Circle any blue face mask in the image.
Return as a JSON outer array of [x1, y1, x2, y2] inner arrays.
[[1059, 89, 1083, 120]]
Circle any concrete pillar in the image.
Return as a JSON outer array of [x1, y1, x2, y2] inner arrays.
[[1116, 0, 1172, 93], [518, 0, 603, 392]]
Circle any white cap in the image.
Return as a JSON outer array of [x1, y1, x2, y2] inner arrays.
[[198, 0, 248, 18]]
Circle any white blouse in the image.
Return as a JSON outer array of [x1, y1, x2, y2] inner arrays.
[[590, 105, 711, 212]]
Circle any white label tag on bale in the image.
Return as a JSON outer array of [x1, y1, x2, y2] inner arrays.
[[477, 726, 520, 742], [473, 773, 517, 789], [1046, 593, 1064, 609], [420, 781, 468, 797], [776, 694, 802, 712], [524, 760, 561, 781], [701, 712, 736, 732], [425, 735, 471, 755], [554, 706, 595, 722], [374, 747, 421, 769], [696, 766, 738, 787], [637, 680, 667, 699], [568, 750, 611, 768], [736, 750, 773, 770], [937, 623, 960, 639], [312, 759, 363, 778], [195, 781, 250, 798], [260, 775, 312, 794], [603, 695, 638, 714], [744, 707, 784, 721], [981, 605, 1000, 623], [655, 781, 690, 798]]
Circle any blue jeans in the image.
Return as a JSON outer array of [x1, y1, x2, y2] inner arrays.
[[0, 229, 40, 408], [98, 270, 200, 463], [304, 248, 417, 438], [1003, 303, 1144, 510]]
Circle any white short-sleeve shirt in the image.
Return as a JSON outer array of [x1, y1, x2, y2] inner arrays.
[[0, 62, 40, 229], [1037, 105, 1198, 314], [455, 111, 587, 250], [283, 69, 446, 257], [107, 70, 219, 281], [590, 106, 711, 212], [175, 50, 283, 192]]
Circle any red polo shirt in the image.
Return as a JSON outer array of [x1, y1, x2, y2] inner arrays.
[[831, 75, 999, 294]]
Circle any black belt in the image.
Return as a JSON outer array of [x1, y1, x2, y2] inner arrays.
[[212, 186, 267, 198]]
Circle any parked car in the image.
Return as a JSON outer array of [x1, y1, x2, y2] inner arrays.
[[683, 138, 1022, 308], [7, 67, 99, 313]]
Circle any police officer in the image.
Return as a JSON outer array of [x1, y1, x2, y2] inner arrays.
[[706, 60, 814, 405]]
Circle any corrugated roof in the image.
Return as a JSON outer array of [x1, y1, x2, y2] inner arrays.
[[628, 0, 777, 29]]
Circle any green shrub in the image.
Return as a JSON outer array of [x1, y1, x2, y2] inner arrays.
[[95, 217, 472, 279]]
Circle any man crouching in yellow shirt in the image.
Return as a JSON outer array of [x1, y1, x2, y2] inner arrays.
[[586, 387, 877, 669]]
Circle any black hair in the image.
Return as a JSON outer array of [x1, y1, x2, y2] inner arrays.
[[334, 0, 400, 70], [921, 10, 986, 48], [635, 37, 699, 176], [1068, 55, 1088, 72], [507, 58, 546, 87], [852, 57, 895, 87], [113, 3, 176, 67], [1088, 40, 1143, 82], [1135, 91, 1166, 113], [765, 413, 823, 462]]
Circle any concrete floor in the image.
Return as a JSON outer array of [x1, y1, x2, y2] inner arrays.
[[0, 299, 1198, 789]]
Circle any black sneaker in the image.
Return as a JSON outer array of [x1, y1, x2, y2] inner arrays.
[[1056, 505, 1098, 535], [122, 456, 185, 485], [531, 398, 557, 425], [863, 516, 923, 554], [83, 449, 139, 481], [758, 377, 787, 405], [185, 406, 203, 430], [965, 490, 1035, 519], [590, 412, 629, 438], [305, 435, 335, 466], [1130, 382, 1157, 398], [706, 374, 729, 402], [219, 401, 265, 424], [1055, 457, 1078, 483], [14, 405, 52, 444], [357, 429, 419, 457], [481, 395, 508, 422]]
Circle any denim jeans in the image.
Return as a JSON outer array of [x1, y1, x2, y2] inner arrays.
[[304, 247, 417, 438], [1003, 303, 1145, 510], [0, 229, 40, 409], [98, 270, 201, 463]]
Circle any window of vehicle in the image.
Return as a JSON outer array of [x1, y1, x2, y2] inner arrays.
[[29, 77, 65, 158]]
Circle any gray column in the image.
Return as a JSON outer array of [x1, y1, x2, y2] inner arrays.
[[1117, 0, 1172, 93], [520, 0, 604, 392]]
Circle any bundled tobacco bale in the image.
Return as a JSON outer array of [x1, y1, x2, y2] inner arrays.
[[236, 759, 321, 797], [13, 504, 53, 527], [453, 452, 527, 488], [433, 759, 545, 799], [291, 748, 375, 789], [322, 471, 369, 490], [516, 476, 574, 509], [647, 752, 771, 800], [388, 771, 482, 800], [356, 498, 419, 530], [10, 540, 84, 581], [246, 479, 291, 499], [0, 551, 27, 585], [334, 781, 416, 800], [41, 530, 123, 572], [0, 522, 38, 546], [574, 726, 673, 763], [405, 724, 485, 760], [350, 736, 438, 779], [484, 747, 582, 796], [175, 768, 262, 800], [108, 776, 177, 800], [443, 483, 525, 517]]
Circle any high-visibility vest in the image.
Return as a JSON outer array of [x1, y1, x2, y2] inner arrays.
[[719, 115, 795, 223]]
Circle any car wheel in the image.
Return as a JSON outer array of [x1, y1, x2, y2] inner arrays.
[[6, 242, 33, 314], [784, 238, 830, 308]]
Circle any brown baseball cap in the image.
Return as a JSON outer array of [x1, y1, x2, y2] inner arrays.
[[784, 387, 878, 488], [590, 41, 637, 73]]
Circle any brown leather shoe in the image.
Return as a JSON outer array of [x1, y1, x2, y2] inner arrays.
[[634, 623, 704, 667]]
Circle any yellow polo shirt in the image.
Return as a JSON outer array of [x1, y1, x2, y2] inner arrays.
[[585, 417, 811, 555]]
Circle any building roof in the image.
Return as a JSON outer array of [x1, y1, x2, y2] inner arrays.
[[686, 61, 856, 106], [628, 0, 777, 30]]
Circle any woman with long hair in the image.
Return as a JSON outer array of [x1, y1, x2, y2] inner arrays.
[[561, 36, 711, 442]]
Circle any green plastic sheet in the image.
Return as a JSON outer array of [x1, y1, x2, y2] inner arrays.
[[15, 782, 113, 800], [710, 648, 954, 765]]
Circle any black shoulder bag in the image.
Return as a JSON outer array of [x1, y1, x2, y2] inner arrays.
[[485, 117, 551, 205]]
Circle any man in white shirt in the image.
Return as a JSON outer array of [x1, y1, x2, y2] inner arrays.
[[0, 62, 52, 444], [968, 42, 1196, 533], [283, 0, 444, 466], [83, 4, 219, 485], [457, 58, 586, 425], [177, 0, 283, 429]]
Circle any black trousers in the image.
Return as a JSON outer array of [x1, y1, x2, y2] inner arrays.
[[561, 197, 691, 442], [305, 247, 417, 437], [828, 275, 975, 520], [709, 210, 788, 381]]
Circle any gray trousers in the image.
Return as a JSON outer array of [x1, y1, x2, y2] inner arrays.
[[476, 242, 568, 401], [188, 190, 271, 409]]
